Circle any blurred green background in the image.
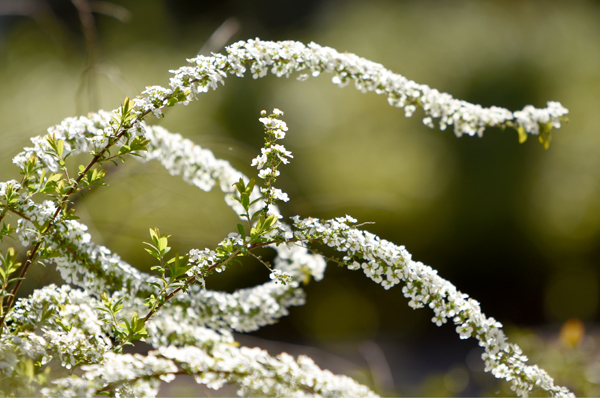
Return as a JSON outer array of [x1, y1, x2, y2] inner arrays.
[[1, 0, 600, 395]]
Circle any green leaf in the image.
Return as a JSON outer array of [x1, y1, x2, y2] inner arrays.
[[148, 280, 166, 289], [120, 97, 132, 123], [517, 126, 527, 144], [157, 236, 169, 253], [22, 155, 38, 176], [62, 206, 79, 221], [57, 139, 64, 158], [149, 228, 159, 243], [233, 178, 246, 194], [0, 222, 16, 239], [249, 198, 262, 206], [125, 312, 148, 340], [15, 358, 35, 381], [250, 209, 264, 222], [246, 178, 256, 195], [145, 294, 157, 308], [85, 168, 107, 187], [241, 192, 250, 210], [118, 145, 131, 156], [123, 97, 131, 114], [1, 248, 22, 281], [146, 228, 171, 256], [128, 136, 150, 155], [538, 121, 553, 150], [167, 254, 191, 280], [40, 302, 57, 325], [45, 134, 65, 159], [46, 173, 63, 183], [263, 214, 277, 230], [112, 299, 124, 313], [144, 246, 161, 261], [216, 247, 229, 258], [7, 276, 25, 284], [237, 224, 246, 239], [166, 97, 179, 107]]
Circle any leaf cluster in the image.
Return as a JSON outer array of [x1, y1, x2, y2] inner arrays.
[[0, 248, 22, 319], [96, 293, 148, 353], [143, 228, 191, 313]]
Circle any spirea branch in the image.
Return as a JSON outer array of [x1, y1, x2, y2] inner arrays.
[[0, 39, 572, 397]]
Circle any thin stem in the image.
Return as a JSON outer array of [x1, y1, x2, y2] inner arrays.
[[249, 251, 272, 271]]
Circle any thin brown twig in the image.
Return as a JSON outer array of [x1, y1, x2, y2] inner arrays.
[[249, 250, 272, 271]]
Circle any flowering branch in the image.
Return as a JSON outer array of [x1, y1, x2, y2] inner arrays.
[[41, 345, 377, 398], [0, 39, 573, 397], [279, 215, 572, 397], [0, 98, 140, 332]]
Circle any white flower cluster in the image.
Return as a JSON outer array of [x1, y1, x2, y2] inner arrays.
[[513, 101, 568, 136], [12, 111, 145, 173], [0, 332, 48, 377], [6, 288, 374, 398], [269, 268, 294, 285], [2, 285, 112, 378], [172, 280, 305, 333], [251, 110, 293, 208], [43, 301, 112, 370], [28, 216, 149, 296], [272, 241, 327, 282], [160, 344, 378, 397], [41, 351, 176, 398], [143, 308, 236, 348], [14, 200, 57, 246], [253, 145, 292, 179], [136, 85, 180, 119], [248, 109, 295, 283], [162, 39, 569, 139], [0, 180, 20, 197], [42, 343, 377, 398], [288, 215, 574, 398]]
